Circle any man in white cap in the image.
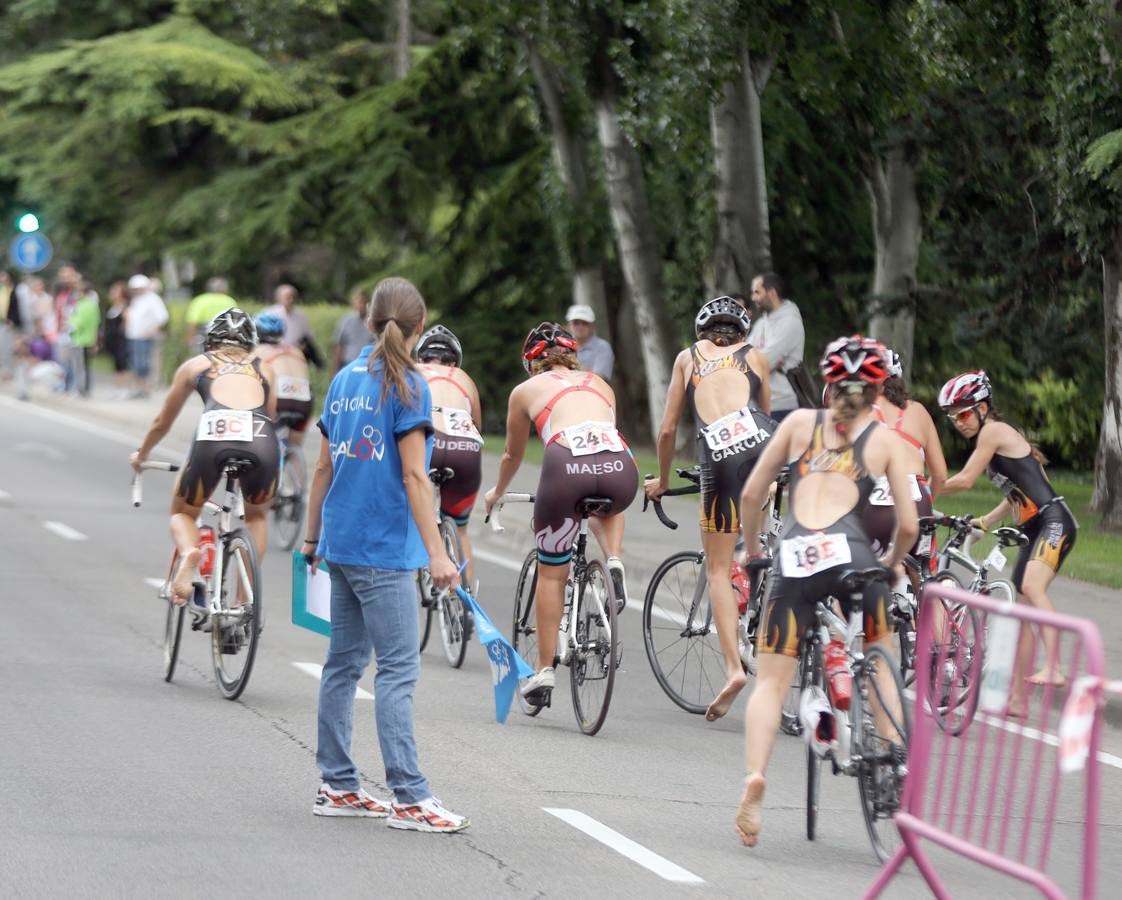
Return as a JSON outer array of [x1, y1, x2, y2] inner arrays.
[[124, 274, 168, 398], [565, 303, 614, 380]]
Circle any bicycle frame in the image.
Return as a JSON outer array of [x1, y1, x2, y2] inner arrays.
[[812, 598, 867, 773], [192, 468, 254, 624]]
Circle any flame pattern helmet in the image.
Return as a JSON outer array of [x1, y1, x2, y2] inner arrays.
[[937, 370, 992, 409], [253, 311, 285, 345], [522, 322, 578, 373], [694, 295, 751, 338], [818, 335, 890, 387], [416, 324, 463, 366], [205, 307, 257, 351]]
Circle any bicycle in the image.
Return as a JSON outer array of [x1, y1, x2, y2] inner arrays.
[[270, 425, 306, 551], [798, 567, 910, 864], [640, 466, 788, 717], [133, 458, 264, 701], [415, 466, 473, 668], [492, 492, 620, 736], [892, 512, 1026, 734]]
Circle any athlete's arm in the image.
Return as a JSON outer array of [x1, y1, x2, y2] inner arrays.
[[739, 413, 799, 556], [748, 347, 771, 415], [466, 374, 483, 431], [978, 498, 1013, 530], [881, 435, 919, 570], [646, 351, 688, 499], [259, 358, 279, 420], [131, 360, 198, 469], [943, 423, 1000, 494], [917, 403, 948, 498], [484, 384, 531, 514]]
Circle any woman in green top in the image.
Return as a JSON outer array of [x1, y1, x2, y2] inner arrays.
[[68, 283, 100, 397]]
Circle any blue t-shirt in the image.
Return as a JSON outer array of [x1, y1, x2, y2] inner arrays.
[[317, 347, 433, 569]]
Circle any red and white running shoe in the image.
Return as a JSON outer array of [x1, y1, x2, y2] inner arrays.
[[387, 797, 470, 833], [312, 783, 392, 817]]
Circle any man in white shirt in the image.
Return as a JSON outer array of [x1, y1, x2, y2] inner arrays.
[[124, 274, 169, 398], [566, 304, 615, 380], [747, 272, 804, 422]]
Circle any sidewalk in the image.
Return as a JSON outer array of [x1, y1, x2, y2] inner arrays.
[[7, 378, 1122, 722]]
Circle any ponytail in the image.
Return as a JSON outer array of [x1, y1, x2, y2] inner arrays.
[[984, 400, 1050, 466], [830, 383, 877, 429], [882, 375, 910, 408], [367, 277, 426, 408]]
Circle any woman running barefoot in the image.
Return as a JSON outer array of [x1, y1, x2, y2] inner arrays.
[[938, 371, 1077, 711], [736, 336, 918, 847]]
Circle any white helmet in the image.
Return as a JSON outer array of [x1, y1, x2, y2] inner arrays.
[[799, 686, 838, 758]]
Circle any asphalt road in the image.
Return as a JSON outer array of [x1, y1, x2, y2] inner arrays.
[[2, 389, 1120, 898]]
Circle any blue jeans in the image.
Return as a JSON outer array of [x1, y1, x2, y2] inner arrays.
[[316, 563, 430, 804], [129, 338, 153, 379]]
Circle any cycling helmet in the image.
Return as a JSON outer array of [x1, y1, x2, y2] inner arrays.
[[415, 324, 463, 366], [253, 311, 285, 345], [204, 307, 257, 351], [937, 370, 992, 409], [521, 322, 578, 373], [884, 348, 903, 379], [695, 295, 751, 338], [818, 334, 890, 387]]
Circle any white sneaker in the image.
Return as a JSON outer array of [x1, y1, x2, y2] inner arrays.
[[387, 796, 470, 833], [606, 557, 628, 614], [520, 666, 555, 699], [312, 783, 392, 817]]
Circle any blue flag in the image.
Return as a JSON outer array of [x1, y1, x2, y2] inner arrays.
[[456, 587, 535, 724]]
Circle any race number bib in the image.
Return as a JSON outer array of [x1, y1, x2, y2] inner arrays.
[[562, 421, 624, 457], [197, 409, 253, 442], [701, 407, 760, 453], [985, 547, 1007, 573], [869, 474, 923, 506], [277, 376, 311, 402], [441, 408, 482, 442], [779, 532, 852, 578], [916, 532, 934, 557]]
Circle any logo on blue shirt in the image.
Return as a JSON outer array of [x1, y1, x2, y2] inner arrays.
[[330, 423, 385, 462]]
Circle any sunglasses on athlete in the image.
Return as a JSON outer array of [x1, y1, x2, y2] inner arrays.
[[947, 405, 979, 425]]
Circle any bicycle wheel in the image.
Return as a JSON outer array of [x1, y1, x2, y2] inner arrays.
[[781, 632, 810, 736], [271, 450, 306, 551], [417, 569, 435, 651], [161, 551, 186, 683], [853, 644, 910, 863], [437, 517, 471, 668], [211, 528, 262, 701], [805, 640, 823, 841], [642, 551, 721, 715], [929, 584, 984, 736], [570, 559, 619, 736], [511, 549, 542, 716]]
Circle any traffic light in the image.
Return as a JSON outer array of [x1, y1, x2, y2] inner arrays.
[[16, 212, 39, 233]]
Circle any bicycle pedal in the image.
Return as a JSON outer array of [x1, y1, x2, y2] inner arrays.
[[525, 686, 552, 709]]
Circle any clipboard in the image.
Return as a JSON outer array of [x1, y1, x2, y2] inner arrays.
[[291, 551, 331, 637]]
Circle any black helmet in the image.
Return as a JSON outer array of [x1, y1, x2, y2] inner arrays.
[[521, 322, 578, 373], [205, 307, 257, 351], [695, 295, 750, 338], [415, 324, 463, 366]]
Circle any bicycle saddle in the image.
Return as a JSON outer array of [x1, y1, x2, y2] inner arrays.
[[576, 496, 615, 517], [994, 526, 1029, 548], [838, 566, 892, 593], [221, 458, 256, 476], [428, 466, 455, 485]]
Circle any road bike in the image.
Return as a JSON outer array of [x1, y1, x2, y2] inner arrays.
[[493, 492, 620, 736], [640, 466, 789, 717], [891, 512, 1026, 734], [416, 466, 473, 668], [798, 567, 910, 864], [134, 459, 263, 701], [270, 425, 306, 552]]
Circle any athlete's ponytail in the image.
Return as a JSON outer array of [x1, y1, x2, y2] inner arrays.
[[367, 277, 426, 408], [982, 399, 1050, 466], [830, 383, 877, 428]]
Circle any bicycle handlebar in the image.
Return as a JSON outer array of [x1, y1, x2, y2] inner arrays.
[[486, 492, 534, 533], [642, 472, 702, 530], [131, 461, 181, 508]]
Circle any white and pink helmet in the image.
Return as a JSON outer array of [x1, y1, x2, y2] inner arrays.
[[937, 370, 992, 409]]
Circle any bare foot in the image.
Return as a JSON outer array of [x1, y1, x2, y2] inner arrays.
[[1025, 668, 1066, 688], [706, 670, 748, 722], [171, 548, 202, 605], [1006, 697, 1029, 719], [735, 774, 767, 847]]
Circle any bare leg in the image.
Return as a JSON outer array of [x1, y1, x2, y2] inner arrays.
[[169, 495, 204, 603], [534, 561, 567, 671], [591, 513, 624, 559], [243, 502, 269, 562], [739, 653, 798, 845], [1013, 561, 1065, 709], [703, 531, 747, 721]]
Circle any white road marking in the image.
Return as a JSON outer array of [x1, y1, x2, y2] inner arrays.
[[472, 547, 523, 573], [542, 808, 704, 884], [0, 488, 11, 501], [42, 521, 87, 541], [14, 441, 65, 461], [145, 578, 165, 590], [292, 662, 374, 700]]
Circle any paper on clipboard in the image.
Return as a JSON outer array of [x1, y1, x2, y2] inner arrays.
[[291, 551, 332, 636]]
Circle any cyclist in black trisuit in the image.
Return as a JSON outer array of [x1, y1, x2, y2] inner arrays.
[[735, 335, 918, 849], [131, 309, 279, 603], [939, 370, 1077, 709]]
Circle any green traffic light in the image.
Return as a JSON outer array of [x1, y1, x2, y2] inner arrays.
[[17, 212, 40, 233]]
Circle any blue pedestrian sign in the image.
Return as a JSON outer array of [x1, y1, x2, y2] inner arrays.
[[9, 233, 53, 273]]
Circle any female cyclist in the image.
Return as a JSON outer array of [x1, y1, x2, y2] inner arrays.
[[645, 295, 774, 722], [736, 335, 918, 848], [938, 370, 1077, 705], [130, 309, 279, 602], [416, 324, 483, 587], [483, 323, 638, 703], [252, 311, 313, 449]]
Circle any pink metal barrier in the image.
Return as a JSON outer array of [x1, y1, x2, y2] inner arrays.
[[865, 581, 1107, 899]]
